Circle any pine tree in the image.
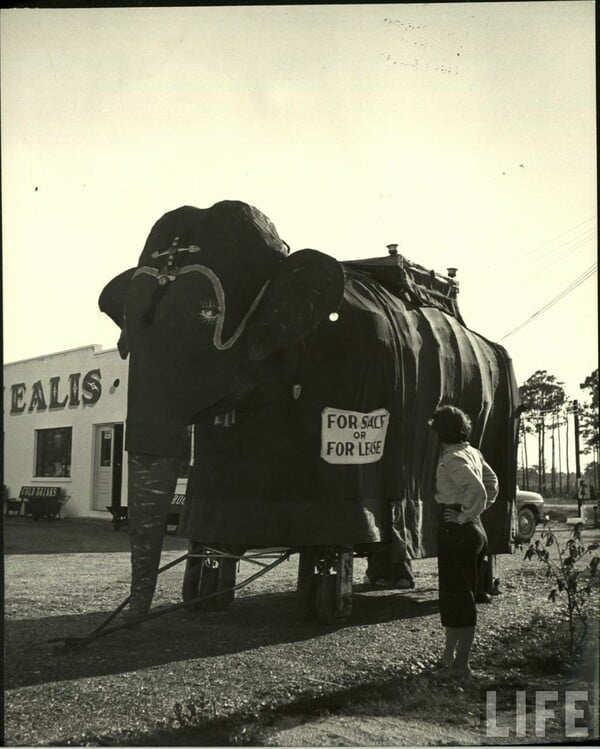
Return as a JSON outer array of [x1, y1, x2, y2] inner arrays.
[[519, 370, 566, 495]]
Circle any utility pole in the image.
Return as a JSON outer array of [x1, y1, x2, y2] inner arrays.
[[565, 405, 570, 498], [551, 411, 556, 497], [573, 400, 582, 514], [557, 411, 563, 498]]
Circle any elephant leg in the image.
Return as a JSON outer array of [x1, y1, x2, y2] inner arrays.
[[127, 454, 178, 619]]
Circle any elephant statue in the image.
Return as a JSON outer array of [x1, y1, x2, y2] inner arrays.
[[100, 200, 520, 622]]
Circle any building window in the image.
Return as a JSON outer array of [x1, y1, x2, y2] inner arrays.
[[35, 427, 72, 477], [178, 426, 193, 479], [100, 429, 112, 467]]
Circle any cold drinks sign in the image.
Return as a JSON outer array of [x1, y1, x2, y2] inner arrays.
[[321, 407, 390, 464]]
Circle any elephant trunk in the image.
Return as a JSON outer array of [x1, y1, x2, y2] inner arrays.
[[127, 452, 179, 619]]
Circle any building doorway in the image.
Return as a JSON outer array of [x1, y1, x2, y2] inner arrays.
[[92, 423, 124, 512]]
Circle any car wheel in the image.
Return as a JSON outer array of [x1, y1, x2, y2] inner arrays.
[[518, 507, 536, 541]]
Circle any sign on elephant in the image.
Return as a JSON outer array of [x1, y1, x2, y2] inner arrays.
[[321, 407, 390, 463]]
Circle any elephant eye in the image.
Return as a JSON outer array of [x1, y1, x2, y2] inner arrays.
[[198, 303, 221, 322]]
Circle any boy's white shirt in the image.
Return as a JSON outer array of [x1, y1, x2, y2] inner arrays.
[[435, 442, 499, 524]]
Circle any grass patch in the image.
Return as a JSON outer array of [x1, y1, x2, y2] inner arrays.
[[229, 605, 597, 746]]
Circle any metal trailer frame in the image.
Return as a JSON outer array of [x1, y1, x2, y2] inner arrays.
[[50, 544, 368, 649], [182, 543, 357, 625]]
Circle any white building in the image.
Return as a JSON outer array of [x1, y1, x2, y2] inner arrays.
[[3, 345, 188, 518]]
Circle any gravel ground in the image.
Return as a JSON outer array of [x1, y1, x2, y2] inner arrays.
[[4, 515, 599, 746]]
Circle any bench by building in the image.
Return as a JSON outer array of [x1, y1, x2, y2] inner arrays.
[[7, 486, 70, 520]]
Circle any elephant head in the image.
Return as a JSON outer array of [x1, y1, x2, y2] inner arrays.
[[99, 200, 344, 618]]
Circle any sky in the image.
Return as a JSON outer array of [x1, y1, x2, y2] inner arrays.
[[1, 2, 597, 406]]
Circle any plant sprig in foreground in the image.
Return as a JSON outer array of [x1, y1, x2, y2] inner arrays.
[[525, 522, 599, 655]]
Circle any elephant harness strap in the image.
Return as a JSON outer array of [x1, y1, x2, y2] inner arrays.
[[133, 260, 270, 351]]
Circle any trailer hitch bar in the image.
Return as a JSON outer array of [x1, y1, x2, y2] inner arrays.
[[48, 547, 292, 651]]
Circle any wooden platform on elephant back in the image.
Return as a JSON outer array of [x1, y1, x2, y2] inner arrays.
[[343, 252, 465, 325]]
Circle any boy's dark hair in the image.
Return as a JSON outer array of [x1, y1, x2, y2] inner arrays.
[[430, 405, 472, 444]]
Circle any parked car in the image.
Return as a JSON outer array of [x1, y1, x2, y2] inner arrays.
[[515, 487, 546, 541]]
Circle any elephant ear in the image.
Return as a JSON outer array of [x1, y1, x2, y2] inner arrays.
[[247, 249, 345, 362], [99, 268, 136, 358]]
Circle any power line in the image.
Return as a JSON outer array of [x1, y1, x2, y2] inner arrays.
[[501, 262, 597, 341], [519, 228, 596, 272], [501, 264, 596, 340], [530, 227, 595, 258], [519, 216, 597, 261]]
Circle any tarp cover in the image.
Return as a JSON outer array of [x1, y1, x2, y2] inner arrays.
[[178, 264, 520, 556]]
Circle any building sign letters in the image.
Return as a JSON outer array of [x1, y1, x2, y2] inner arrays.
[[321, 407, 390, 464], [10, 369, 102, 414]]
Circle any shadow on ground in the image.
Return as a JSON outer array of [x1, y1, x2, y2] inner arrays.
[[5, 587, 439, 690], [79, 672, 435, 746]]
